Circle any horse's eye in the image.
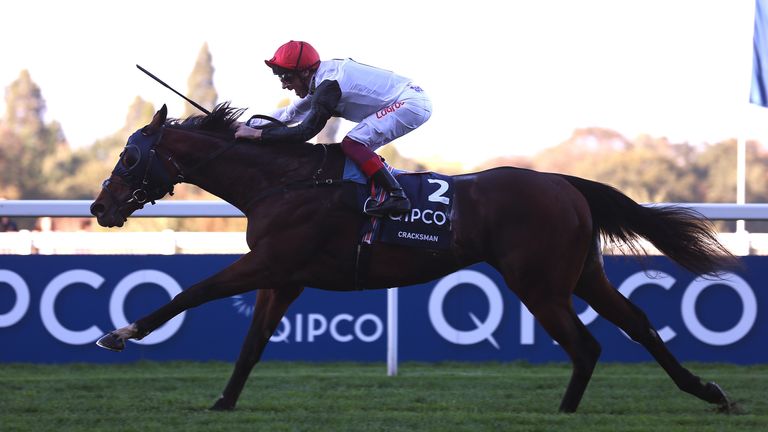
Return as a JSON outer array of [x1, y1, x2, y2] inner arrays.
[[121, 146, 141, 170]]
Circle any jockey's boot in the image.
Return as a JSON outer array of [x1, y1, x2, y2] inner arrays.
[[365, 168, 411, 217]]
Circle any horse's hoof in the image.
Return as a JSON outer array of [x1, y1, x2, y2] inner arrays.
[[210, 397, 235, 411], [96, 332, 125, 352], [705, 382, 737, 414]]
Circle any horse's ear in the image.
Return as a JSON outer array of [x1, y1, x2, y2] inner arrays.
[[145, 104, 167, 134]]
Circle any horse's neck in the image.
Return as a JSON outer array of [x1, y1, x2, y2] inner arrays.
[[165, 129, 323, 211]]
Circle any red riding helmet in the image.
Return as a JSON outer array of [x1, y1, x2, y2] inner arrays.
[[265, 41, 321, 72]]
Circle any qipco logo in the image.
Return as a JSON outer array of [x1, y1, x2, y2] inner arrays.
[[270, 313, 384, 344], [568, 271, 758, 346], [428, 270, 504, 349], [428, 269, 758, 348], [0, 269, 185, 346]]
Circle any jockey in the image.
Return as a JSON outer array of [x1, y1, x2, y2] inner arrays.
[[235, 40, 432, 217]]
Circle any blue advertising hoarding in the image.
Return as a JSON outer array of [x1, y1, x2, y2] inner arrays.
[[0, 255, 764, 363]]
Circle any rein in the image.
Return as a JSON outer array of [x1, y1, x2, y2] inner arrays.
[[171, 114, 286, 181], [243, 143, 348, 212], [168, 138, 240, 183], [105, 113, 288, 211], [106, 111, 347, 216], [101, 125, 241, 214]]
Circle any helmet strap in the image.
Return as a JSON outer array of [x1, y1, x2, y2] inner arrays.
[[300, 69, 316, 93]]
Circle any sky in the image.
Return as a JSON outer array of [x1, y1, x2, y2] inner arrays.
[[1, 0, 767, 169]]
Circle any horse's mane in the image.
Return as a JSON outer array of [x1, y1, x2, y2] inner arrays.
[[165, 102, 245, 139], [163, 101, 322, 152]]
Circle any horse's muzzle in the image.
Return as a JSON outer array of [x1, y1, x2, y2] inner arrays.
[[90, 200, 125, 228], [89, 201, 104, 219]]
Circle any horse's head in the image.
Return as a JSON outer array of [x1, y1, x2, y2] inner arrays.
[[90, 105, 177, 227]]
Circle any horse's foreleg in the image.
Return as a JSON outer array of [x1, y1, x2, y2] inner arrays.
[[96, 251, 275, 351], [211, 286, 303, 411]]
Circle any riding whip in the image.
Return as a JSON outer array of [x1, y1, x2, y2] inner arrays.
[[136, 64, 211, 115]]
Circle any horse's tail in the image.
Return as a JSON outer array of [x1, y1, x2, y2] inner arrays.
[[559, 174, 738, 275]]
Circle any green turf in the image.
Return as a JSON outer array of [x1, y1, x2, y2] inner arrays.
[[0, 361, 765, 432]]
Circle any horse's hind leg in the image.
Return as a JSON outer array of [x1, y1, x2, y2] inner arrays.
[[491, 198, 599, 412], [574, 256, 732, 411], [212, 286, 303, 411], [497, 262, 600, 412], [522, 298, 602, 413]]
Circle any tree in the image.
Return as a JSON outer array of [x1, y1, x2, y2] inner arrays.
[[473, 155, 533, 172], [534, 128, 632, 176], [48, 97, 157, 200], [184, 43, 218, 118], [0, 127, 23, 198], [534, 129, 702, 203], [123, 96, 157, 136], [0, 69, 66, 198], [3, 69, 45, 139], [378, 145, 428, 173], [689, 140, 768, 232], [177, 47, 227, 229]]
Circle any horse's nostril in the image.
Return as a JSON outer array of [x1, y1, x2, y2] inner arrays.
[[90, 202, 104, 217]]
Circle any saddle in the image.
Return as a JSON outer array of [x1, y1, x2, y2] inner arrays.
[[343, 159, 454, 250]]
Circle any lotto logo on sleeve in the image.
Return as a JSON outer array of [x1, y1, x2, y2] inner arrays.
[[375, 101, 406, 119]]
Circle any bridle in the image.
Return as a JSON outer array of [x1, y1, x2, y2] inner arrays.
[[102, 114, 288, 215], [100, 106, 348, 223], [100, 126, 176, 218]]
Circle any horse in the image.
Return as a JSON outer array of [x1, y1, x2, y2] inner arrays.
[[90, 102, 739, 413]]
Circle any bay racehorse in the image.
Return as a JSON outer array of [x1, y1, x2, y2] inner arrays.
[[90, 103, 739, 413]]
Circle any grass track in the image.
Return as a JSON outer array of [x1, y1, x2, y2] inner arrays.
[[1, 361, 766, 432]]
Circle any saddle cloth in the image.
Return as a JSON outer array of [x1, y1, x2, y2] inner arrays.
[[344, 159, 454, 250]]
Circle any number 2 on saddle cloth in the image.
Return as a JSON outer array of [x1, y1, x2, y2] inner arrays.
[[343, 159, 454, 250]]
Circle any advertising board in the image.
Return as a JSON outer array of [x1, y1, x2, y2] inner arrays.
[[1, 255, 763, 363]]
